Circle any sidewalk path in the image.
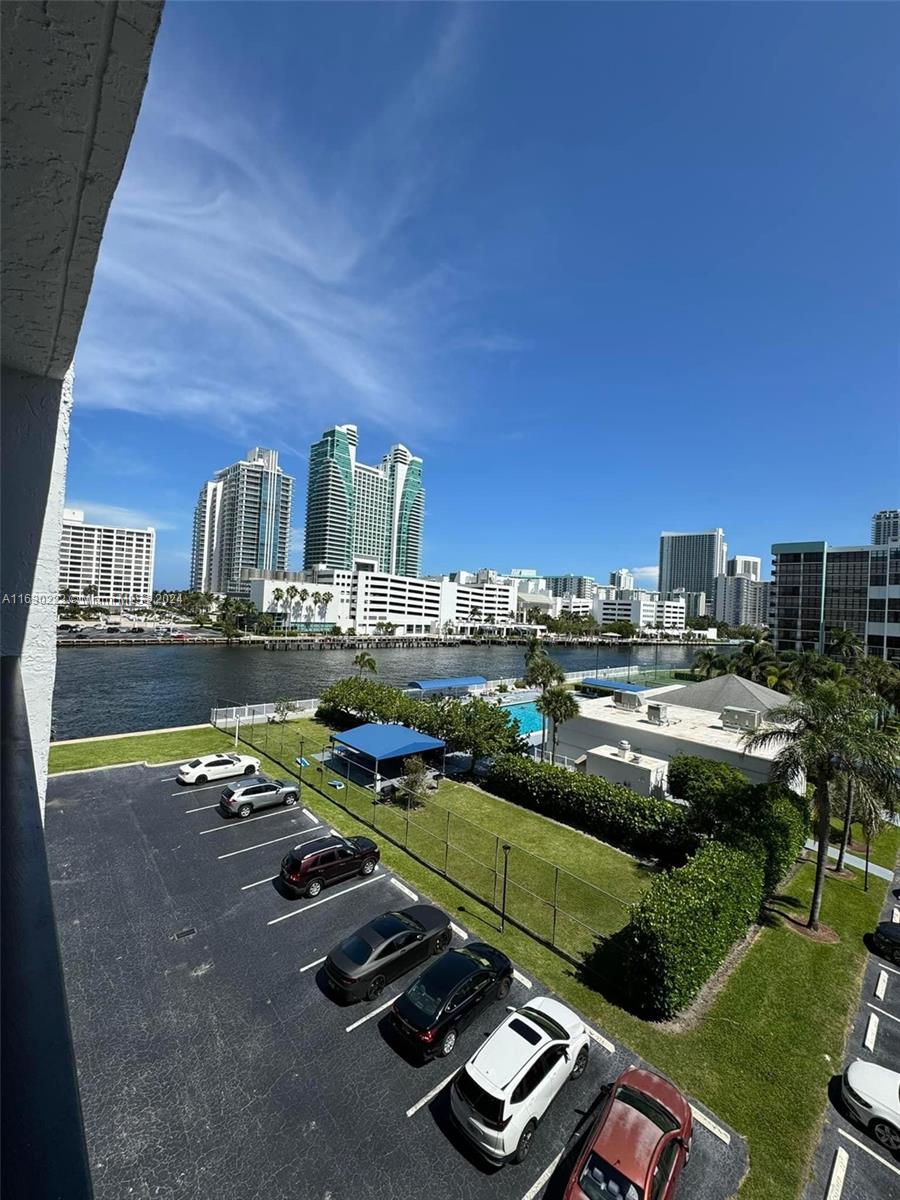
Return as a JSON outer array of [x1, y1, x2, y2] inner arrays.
[[803, 840, 893, 881]]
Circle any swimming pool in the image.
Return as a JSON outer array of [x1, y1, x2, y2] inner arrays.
[[503, 701, 543, 735]]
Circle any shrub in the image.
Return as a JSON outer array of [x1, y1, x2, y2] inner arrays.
[[484, 755, 694, 861], [668, 755, 747, 808], [617, 842, 765, 1017]]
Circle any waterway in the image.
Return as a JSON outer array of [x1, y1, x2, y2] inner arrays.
[[51, 642, 698, 739]]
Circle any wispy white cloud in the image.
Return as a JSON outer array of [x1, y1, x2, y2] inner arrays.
[[631, 565, 659, 584], [76, 8, 487, 444], [66, 500, 178, 531]]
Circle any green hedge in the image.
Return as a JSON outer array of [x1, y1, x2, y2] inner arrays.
[[668, 755, 748, 807], [617, 842, 765, 1017], [483, 755, 694, 862]]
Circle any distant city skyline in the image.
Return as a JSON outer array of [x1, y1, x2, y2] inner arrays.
[[61, 3, 899, 588]]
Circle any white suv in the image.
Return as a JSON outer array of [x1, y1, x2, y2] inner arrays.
[[450, 996, 589, 1165]]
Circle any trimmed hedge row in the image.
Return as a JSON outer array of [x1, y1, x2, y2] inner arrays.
[[668, 755, 747, 807], [483, 754, 695, 862], [617, 842, 765, 1018]]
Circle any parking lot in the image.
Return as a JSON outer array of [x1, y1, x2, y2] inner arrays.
[[803, 873, 900, 1200], [46, 761, 747, 1200]]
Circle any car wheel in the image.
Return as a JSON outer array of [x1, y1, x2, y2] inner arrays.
[[432, 930, 451, 955], [284, 792, 297, 806], [367, 975, 386, 1001], [871, 1120, 900, 1152], [892, 946, 900, 966], [238, 803, 252, 818], [196, 775, 207, 785], [244, 764, 255, 775], [438, 1027, 457, 1057], [497, 975, 512, 1000], [360, 858, 376, 876], [513, 1120, 537, 1164], [570, 1044, 589, 1079], [305, 878, 323, 898]]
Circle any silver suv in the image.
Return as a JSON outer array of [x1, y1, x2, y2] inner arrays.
[[220, 774, 298, 818]]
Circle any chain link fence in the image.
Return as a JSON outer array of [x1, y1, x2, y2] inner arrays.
[[214, 709, 632, 963]]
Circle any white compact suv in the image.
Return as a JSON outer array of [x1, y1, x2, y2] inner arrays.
[[450, 996, 589, 1165], [177, 752, 260, 785]]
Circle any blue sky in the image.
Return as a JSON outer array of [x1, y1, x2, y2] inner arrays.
[[69, 2, 899, 590]]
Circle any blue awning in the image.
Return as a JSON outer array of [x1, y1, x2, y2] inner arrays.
[[332, 723, 445, 761], [579, 678, 647, 693], [407, 676, 487, 691]]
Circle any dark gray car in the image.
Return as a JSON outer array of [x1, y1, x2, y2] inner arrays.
[[220, 774, 298, 818]]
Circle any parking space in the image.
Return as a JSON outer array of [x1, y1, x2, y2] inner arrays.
[[803, 875, 900, 1200], [46, 761, 746, 1200]]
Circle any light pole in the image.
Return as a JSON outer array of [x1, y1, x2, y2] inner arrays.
[[500, 843, 511, 933]]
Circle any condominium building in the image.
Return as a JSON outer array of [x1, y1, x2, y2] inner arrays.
[[714, 574, 770, 628], [608, 568, 634, 591], [59, 509, 155, 608], [190, 448, 293, 596], [872, 509, 900, 546], [545, 574, 595, 599], [771, 540, 900, 661], [303, 424, 424, 576], [726, 555, 761, 581], [593, 595, 687, 631], [666, 588, 708, 618], [659, 529, 727, 600]]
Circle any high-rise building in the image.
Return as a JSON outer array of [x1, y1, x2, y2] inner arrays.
[[726, 555, 761, 581], [714, 574, 769, 628], [59, 508, 155, 607], [771, 540, 900, 661], [191, 448, 293, 595], [872, 509, 900, 546], [303, 424, 424, 576], [658, 529, 727, 600], [545, 574, 595, 599], [608, 568, 634, 591]]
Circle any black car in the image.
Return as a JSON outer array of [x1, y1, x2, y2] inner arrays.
[[391, 941, 513, 1059], [324, 905, 451, 1001], [873, 921, 900, 965]]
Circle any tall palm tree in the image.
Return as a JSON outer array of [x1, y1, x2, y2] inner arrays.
[[828, 627, 864, 663], [536, 685, 579, 764], [284, 585, 299, 631], [734, 640, 777, 684], [353, 651, 377, 676], [764, 661, 796, 694], [523, 640, 564, 760], [693, 648, 729, 680], [298, 587, 310, 628], [743, 681, 900, 930], [271, 587, 285, 630]]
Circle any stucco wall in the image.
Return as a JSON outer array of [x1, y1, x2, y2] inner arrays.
[[1, 365, 73, 811]]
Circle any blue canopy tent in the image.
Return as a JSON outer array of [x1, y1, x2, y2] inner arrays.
[[407, 675, 487, 697], [329, 723, 447, 790]]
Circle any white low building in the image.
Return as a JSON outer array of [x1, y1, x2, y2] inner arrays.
[[59, 508, 156, 608], [593, 594, 687, 631]]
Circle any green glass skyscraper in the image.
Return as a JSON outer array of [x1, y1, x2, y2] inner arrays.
[[303, 424, 424, 576]]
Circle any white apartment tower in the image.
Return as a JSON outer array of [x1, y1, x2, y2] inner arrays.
[[59, 509, 156, 607], [304, 424, 424, 576], [191, 448, 294, 596], [659, 529, 727, 601], [726, 555, 761, 581], [872, 510, 900, 546]]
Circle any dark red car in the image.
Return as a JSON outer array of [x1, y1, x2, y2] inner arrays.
[[564, 1067, 692, 1200]]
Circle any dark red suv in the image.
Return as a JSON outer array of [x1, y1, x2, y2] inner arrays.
[[279, 834, 379, 898]]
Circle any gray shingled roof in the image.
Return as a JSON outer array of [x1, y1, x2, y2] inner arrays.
[[655, 674, 785, 715]]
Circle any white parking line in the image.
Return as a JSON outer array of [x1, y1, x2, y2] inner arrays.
[[330, 829, 341, 837], [300, 955, 327, 973], [690, 1105, 732, 1145], [825, 1146, 849, 1200], [881, 961, 900, 978], [521, 1147, 567, 1200], [185, 802, 220, 813], [170, 782, 225, 796], [160, 776, 177, 782], [450, 922, 468, 940], [345, 994, 399, 1032], [199, 806, 303, 835], [240, 875, 277, 890], [865, 1012, 879, 1050], [217, 824, 324, 860], [876, 970, 888, 1000], [868, 1002, 900, 1025], [838, 1127, 900, 1178], [391, 879, 418, 901], [302, 808, 316, 821], [406, 1066, 459, 1118], [892, 907, 899, 924], [586, 1026, 615, 1054], [267, 874, 385, 925], [513, 970, 532, 988]]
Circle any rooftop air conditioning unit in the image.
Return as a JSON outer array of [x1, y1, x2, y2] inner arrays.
[[721, 706, 762, 731], [613, 691, 643, 711], [646, 702, 669, 725]]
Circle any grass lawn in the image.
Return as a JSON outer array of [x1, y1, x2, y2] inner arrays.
[[49, 725, 889, 1199], [828, 813, 900, 871]]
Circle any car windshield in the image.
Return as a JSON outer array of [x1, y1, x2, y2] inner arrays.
[[372, 911, 422, 937], [455, 1068, 505, 1125], [519, 1006, 568, 1042], [578, 1152, 643, 1200], [616, 1086, 680, 1134], [338, 936, 373, 966], [460, 947, 492, 969], [221, 788, 234, 800], [405, 975, 445, 1018]]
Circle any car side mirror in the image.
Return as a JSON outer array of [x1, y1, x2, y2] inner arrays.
[[506, 1005, 516, 1013]]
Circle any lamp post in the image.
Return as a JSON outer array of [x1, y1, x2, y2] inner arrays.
[[500, 843, 511, 933], [294, 735, 308, 795]]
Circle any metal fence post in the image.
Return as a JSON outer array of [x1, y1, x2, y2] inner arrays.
[[551, 866, 560, 948], [444, 808, 451, 876], [492, 835, 500, 908]]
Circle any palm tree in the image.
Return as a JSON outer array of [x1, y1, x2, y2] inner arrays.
[[298, 587, 310, 628], [523, 640, 565, 760], [734, 640, 777, 684], [743, 681, 900, 930], [284, 585, 299, 631], [353, 651, 377, 676], [537, 685, 579, 764], [271, 587, 285, 630], [828, 627, 864, 663], [693, 648, 729, 680], [764, 661, 796, 694]]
